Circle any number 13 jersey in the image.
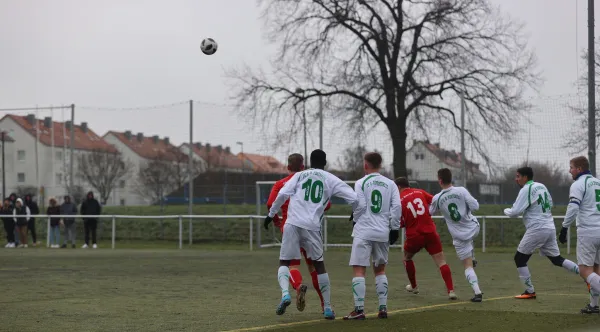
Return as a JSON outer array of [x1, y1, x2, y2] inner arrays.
[[430, 186, 480, 241], [400, 188, 437, 238]]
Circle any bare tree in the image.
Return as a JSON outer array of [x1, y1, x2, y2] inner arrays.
[[135, 157, 176, 205], [14, 185, 38, 199], [230, 0, 538, 177], [498, 161, 570, 186], [77, 149, 132, 205], [165, 146, 191, 190]]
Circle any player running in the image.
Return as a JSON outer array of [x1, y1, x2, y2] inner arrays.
[[266, 153, 326, 312], [430, 168, 483, 302], [559, 156, 600, 314], [503, 166, 580, 300], [265, 149, 358, 320], [343, 152, 400, 320], [395, 177, 457, 300]]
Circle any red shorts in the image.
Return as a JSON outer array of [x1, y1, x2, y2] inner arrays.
[[404, 231, 443, 255], [279, 222, 312, 266]]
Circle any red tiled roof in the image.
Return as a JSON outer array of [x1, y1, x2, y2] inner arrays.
[[239, 153, 286, 174], [1, 114, 116, 152], [107, 131, 188, 162], [418, 141, 485, 176], [183, 143, 245, 170]]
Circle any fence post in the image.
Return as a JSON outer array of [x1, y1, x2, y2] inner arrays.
[[323, 217, 328, 251], [46, 216, 50, 248], [482, 217, 486, 253], [111, 215, 116, 249], [257, 216, 262, 249], [567, 227, 571, 255], [189, 219, 193, 245], [178, 215, 183, 249], [249, 217, 253, 251]]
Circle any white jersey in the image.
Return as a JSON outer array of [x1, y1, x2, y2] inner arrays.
[[504, 181, 555, 231], [563, 173, 600, 237], [268, 168, 358, 231], [430, 186, 479, 241], [351, 173, 401, 242]]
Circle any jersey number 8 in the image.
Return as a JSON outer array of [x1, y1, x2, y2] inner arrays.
[[448, 203, 461, 222]]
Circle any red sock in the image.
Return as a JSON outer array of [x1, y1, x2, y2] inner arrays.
[[439, 264, 454, 292], [289, 269, 303, 290], [404, 260, 417, 288], [311, 270, 324, 309]]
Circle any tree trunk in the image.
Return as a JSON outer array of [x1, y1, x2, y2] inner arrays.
[[388, 119, 408, 178]]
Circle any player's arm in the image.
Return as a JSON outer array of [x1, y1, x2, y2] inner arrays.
[[418, 189, 433, 205], [429, 194, 440, 215], [352, 179, 367, 222], [503, 187, 528, 218], [563, 183, 583, 229], [389, 184, 401, 231], [463, 188, 480, 212], [329, 175, 358, 208], [268, 173, 300, 218], [266, 180, 283, 211]]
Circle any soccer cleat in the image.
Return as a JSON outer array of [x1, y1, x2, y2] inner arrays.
[[471, 293, 483, 302], [473, 259, 478, 268], [275, 294, 292, 315], [515, 291, 536, 299], [61, 244, 67, 248], [23, 244, 28, 248], [92, 244, 98, 249], [378, 305, 388, 319], [580, 304, 599, 314], [82, 244, 88, 249], [296, 284, 307, 312], [448, 291, 458, 300], [323, 307, 336, 320], [405, 284, 419, 294], [343, 310, 365, 320]]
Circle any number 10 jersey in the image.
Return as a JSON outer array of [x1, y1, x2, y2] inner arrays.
[[430, 186, 480, 241]]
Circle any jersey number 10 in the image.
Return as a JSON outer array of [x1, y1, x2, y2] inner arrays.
[[302, 179, 324, 203]]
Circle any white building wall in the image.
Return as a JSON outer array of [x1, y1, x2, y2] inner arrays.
[[406, 143, 486, 182]]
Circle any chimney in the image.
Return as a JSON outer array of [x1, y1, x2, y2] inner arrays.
[[164, 137, 170, 145], [43, 117, 52, 128], [195, 142, 202, 149], [152, 135, 159, 144], [124, 130, 132, 140], [65, 121, 72, 131], [26, 114, 36, 126], [81, 122, 88, 133], [136, 132, 143, 142], [225, 146, 231, 154], [206, 143, 212, 152], [435, 143, 440, 148], [216, 145, 223, 153]]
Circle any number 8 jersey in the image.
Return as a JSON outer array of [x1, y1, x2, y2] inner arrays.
[[430, 186, 480, 241]]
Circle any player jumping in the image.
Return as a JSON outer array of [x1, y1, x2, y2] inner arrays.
[[503, 166, 579, 300], [265, 149, 358, 320], [266, 153, 327, 312], [430, 168, 483, 302], [343, 152, 401, 320], [558, 156, 600, 314], [395, 177, 457, 300]]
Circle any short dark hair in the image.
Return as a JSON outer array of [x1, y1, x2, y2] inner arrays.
[[310, 149, 327, 169], [394, 177, 410, 188], [516, 166, 534, 180], [438, 168, 452, 185], [287, 153, 304, 172], [571, 156, 590, 171], [364, 152, 382, 169]]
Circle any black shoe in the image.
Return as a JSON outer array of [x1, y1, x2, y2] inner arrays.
[[580, 304, 599, 314], [72, 244, 76, 249], [61, 244, 67, 248], [473, 259, 478, 268], [471, 293, 483, 302]]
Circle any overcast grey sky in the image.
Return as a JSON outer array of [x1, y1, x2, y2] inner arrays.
[[0, 0, 598, 170]]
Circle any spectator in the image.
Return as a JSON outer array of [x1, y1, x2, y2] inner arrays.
[[13, 198, 30, 248], [2, 198, 15, 248], [81, 191, 101, 249], [47, 198, 61, 248], [8, 193, 18, 245], [24, 194, 40, 246], [60, 195, 78, 249]]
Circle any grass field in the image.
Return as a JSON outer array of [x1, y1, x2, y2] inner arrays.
[[1, 246, 598, 331]]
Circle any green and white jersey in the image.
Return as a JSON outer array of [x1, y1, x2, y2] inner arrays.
[[563, 173, 600, 236], [430, 186, 479, 241], [504, 181, 554, 231], [352, 173, 401, 242]]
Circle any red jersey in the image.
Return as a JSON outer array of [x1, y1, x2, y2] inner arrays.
[[400, 188, 436, 238], [267, 173, 331, 227]]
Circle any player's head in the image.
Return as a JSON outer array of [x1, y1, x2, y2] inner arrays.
[[515, 166, 533, 187], [394, 177, 410, 192], [363, 152, 382, 173], [437, 168, 453, 187], [287, 153, 304, 173], [310, 149, 327, 170], [569, 156, 590, 180]]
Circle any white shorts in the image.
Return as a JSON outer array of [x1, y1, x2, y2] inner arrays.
[[349, 237, 389, 267], [517, 228, 560, 257], [280, 223, 324, 262], [453, 226, 479, 261], [577, 236, 600, 266]]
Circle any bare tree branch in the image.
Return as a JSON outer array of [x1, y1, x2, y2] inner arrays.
[[76, 150, 132, 205]]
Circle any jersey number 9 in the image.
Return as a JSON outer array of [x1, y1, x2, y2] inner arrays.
[[370, 190, 382, 214]]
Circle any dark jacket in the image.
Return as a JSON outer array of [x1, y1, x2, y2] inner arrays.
[[13, 203, 30, 227], [60, 196, 78, 226], [24, 194, 39, 222], [81, 191, 101, 221], [47, 206, 61, 227], [1, 205, 13, 224], [8, 193, 17, 208]]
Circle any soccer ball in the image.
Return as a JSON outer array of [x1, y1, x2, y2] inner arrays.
[[200, 38, 218, 55]]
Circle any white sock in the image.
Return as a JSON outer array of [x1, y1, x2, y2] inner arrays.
[[517, 266, 534, 293], [318, 273, 332, 309], [465, 267, 481, 295], [375, 274, 388, 307], [586, 273, 600, 295], [561, 259, 579, 275], [277, 266, 290, 297], [589, 283, 600, 307], [352, 277, 365, 311]]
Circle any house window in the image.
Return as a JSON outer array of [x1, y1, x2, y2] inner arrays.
[[17, 150, 25, 161], [17, 173, 25, 183], [55, 150, 63, 160], [55, 173, 62, 185], [119, 180, 126, 189], [420, 154, 425, 160], [414, 153, 419, 160], [120, 199, 126, 206]]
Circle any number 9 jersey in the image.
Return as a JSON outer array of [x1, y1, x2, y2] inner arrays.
[[430, 186, 480, 242]]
